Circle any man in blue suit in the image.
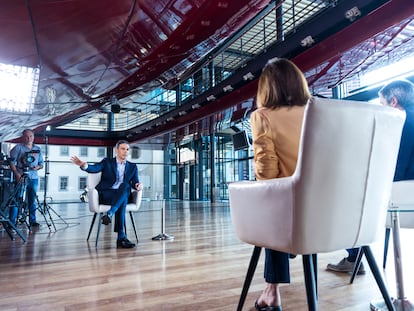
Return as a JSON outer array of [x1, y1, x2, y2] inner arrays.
[[71, 140, 142, 248]]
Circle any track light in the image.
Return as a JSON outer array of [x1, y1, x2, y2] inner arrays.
[[110, 95, 121, 113], [300, 35, 314, 47], [243, 72, 255, 81], [345, 6, 361, 21], [207, 95, 216, 101], [223, 85, 233, 92]]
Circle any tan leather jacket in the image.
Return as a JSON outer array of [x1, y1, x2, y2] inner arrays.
[[250, 105, 305, 180]]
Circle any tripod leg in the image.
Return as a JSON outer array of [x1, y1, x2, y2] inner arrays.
[[44, 203, 57, 232], [46, 204, 68, 227], [36, 197, 50, 224], [0, 216, 27, 242]]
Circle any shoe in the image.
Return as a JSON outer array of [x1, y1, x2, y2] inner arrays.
[[30, 222, 40, 228], [326, 257, 365, 274], [117, 238, 136, 249], [255, 300, 282, 311], [101, 214, 111, 225]]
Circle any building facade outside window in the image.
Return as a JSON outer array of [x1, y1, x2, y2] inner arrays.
[[80, 146, 88, 157], [59, 176, 68, 191], [78, 176, 87, 190], [60, 146, 69, 156]]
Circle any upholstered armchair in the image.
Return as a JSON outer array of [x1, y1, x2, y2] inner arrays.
[[86, 172, 142, 247], [229, 97, 405, 311]]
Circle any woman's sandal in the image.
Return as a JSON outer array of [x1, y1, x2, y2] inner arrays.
[[255, 299, 282, 311]]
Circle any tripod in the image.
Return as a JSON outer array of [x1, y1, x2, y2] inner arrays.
[[38, 132, 68, 232], [0, 173, 32, 241]]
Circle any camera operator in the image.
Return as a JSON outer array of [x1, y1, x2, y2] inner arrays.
[[9, 129, 44, 227]]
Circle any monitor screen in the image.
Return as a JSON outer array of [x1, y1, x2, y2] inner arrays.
[[232, 131, 250, 151]]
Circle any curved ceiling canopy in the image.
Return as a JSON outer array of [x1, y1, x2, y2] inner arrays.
[[0, 0, 269, 142]]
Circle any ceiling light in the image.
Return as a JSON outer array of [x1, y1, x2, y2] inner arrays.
[[300, 35, 315, 47], [206, 95, 216, 101], [243, 72, 255, 81], [179, 111, 187, 116], [345, 6, 361, 21], [192, 103, 201, 109], [223, 85, 233, 92], [110, 95, 121, 113], [167, 117, 175, 122]]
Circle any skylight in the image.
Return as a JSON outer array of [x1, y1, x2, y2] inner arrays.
[[0, 63, 40, 114]]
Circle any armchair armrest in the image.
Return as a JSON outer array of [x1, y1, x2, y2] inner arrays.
[[86, 187, 110, 213], [229, 177, 296, 252], [128, 189, 143, 211]]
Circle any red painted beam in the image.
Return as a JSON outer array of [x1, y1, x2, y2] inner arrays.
[[293, 0, 414, 71]]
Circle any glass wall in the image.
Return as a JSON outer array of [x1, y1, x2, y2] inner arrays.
[[2, 129, 255, 204]]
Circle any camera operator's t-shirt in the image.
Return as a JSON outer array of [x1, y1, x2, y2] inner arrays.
[[10, 144, 44, 179]]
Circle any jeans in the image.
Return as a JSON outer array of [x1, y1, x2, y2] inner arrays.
[[9, 178, 38, 225], [99, 183, 130, 240]]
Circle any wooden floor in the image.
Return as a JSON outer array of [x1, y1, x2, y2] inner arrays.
[[0, 200, 413, 311]]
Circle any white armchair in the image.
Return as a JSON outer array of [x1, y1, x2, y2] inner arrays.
[[229, 97, 405, 311], [86, 172, 143, 247]]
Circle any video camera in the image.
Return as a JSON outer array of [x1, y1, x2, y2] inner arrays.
[[0, 152, 12, 183], [23, 150, 40, 167], [0, 152, 11, 166]]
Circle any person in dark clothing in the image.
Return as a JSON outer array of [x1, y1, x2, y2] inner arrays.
[[327, 79, 414, 274]]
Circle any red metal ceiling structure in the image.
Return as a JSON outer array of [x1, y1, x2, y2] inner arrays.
[[0, 0, 269, 143], [1, 0, 414, 147]]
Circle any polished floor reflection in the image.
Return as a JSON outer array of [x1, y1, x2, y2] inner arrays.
[[0, 200, 413, 311]]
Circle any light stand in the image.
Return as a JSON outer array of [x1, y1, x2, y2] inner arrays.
[[152, 199, 174, 240], [37, 127, 68, 231]]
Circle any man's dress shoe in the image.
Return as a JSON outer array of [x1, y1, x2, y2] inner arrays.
[[117, 238, 136, 248], [101, 214, 111, 225]]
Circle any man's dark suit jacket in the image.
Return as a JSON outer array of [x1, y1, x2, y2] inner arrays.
[[84, 157, 139, 191]]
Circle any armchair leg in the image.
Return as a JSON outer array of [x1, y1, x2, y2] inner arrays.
[[383, 228, 391, 269], [362, 246, 394, 311], [350, 247, 364, 284], [95, 212, 103, 248], [302, 254, 318, 311], [87, 213, 97, 241], [129, 211, 139, 243], [237, 246, 262, 311], [312, 253, 318, 297]]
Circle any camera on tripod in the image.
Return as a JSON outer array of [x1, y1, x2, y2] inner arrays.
[[22, 150, 40, 169]]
